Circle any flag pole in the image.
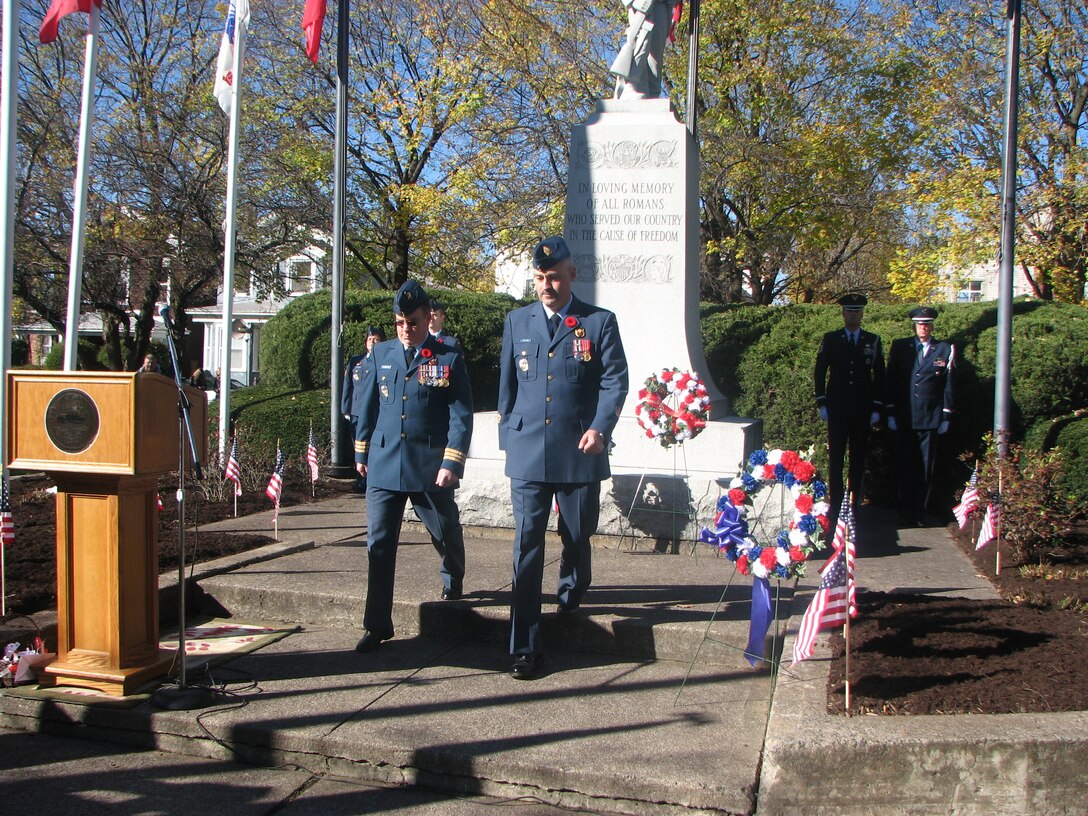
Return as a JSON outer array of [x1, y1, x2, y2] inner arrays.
[[843, 491, 853, 713], [995, 465, 1003, 575], [1, 0, 20, 476], [274, 438, 280, 540], [62, 3, 103, 371], [217, 8, 248, 468]]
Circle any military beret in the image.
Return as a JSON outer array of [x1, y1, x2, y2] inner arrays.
[[393, 280, 430, 315], [909, 306, 938, 322], [532, 236, 571, 270], [838, 294, 867, 310]]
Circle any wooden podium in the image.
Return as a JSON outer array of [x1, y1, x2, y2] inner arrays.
[[5, 371, 207, 695]]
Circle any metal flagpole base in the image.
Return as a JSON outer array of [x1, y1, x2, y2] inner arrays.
[[150, 681, 224, 711]]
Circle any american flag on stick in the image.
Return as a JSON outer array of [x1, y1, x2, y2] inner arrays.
[[306, 426, 319, 483], [224, 436, 242, 497], [952, 467, 980, 529], [792, 497, 858, 667], [976, 499, 1000, 550], [1, 477, 15, 548], [266, 448, 286, 509]]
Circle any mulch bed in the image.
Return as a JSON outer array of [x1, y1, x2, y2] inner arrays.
[[2, 473, 352, 616], [826, 521, 1088, 715]]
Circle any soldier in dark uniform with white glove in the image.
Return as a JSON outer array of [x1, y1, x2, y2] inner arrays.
[[885, 306, 955, 526], [814, 294, 885, 521], [353, 282, 473, 652]]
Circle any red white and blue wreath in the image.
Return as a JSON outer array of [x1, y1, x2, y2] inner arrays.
[[699, 448, 830, 666], [634, 368, 711, 448]]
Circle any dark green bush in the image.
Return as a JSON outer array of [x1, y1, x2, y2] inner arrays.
[[259, 289, 517, 411], [10, 338, 29, 366], [43, 339, 102, 371]]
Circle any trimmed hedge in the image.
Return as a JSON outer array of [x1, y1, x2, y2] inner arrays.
[[259, 289, 518, 411]]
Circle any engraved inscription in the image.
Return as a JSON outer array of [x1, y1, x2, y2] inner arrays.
[[574, 253, 673, 284], [576, 139, 678, 170], [45, 389, 100, 454]]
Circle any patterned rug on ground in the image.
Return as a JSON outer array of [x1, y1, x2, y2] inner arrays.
[[2, 619, 299, 708]]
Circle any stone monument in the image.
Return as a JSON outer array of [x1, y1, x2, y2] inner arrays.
[[452, 16, 762, 541]]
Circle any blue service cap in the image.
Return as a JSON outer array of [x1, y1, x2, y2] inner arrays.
[[838, 294, 867, 309], [909, 306, 938, 322], [393, 280, 430, 315], [532, 236, 571, 270]]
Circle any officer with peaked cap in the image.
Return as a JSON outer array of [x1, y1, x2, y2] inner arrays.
[[814, 294, 885, 522], [498, 236, 629, 680], [885, 306, 955, 526], [353, 280, 474, 652]]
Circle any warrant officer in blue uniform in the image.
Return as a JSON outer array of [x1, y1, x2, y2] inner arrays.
[[353, 282, 473, 652], [498, 236, 629, 680], [343, 326, 386, 492], [814, 294, 885, 520], [429, 300, 460, 350], [885, 306, 955, 526]]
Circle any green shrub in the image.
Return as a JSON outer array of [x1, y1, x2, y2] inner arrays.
[[43, 339, 102, 370], [259, 288, 517, 411]]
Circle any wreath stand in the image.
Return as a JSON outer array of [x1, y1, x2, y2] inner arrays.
[[674, 478, 794, 702], [615, 442, 705, 554]]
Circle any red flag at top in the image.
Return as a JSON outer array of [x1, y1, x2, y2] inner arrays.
[[39, 0, 102, 44], [302, 0, 327, 63]]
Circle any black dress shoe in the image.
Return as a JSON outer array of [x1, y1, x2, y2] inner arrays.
[[355, 630, 393, 653], [441, 587, 462, 601], [509, 653, 543, 680]]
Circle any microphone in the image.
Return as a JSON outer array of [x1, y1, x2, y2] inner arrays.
[[158, 303, 174, 332]]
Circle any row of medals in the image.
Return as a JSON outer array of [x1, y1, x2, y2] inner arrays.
[[418, 361, 450, 387]]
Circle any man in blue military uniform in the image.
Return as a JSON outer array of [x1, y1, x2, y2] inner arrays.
[[814, 294, 885, 521], [885, 306, 955, 526], [353, 282, 473, 652], [429, 300, 460, 350], [343, 326, 386, 492], [498, 236, 629, 680]]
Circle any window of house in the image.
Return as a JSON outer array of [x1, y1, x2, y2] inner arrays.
[[957, 280, 983, 302], [288, 261, 312, 293]]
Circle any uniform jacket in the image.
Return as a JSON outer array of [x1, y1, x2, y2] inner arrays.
[[341, 353, 366, 418], [430, 330, 459, 351], [498, 297, 628, 483], [354, 335, 473, 491], [885, 336, 955, 430], [814, 329, 885, 418]]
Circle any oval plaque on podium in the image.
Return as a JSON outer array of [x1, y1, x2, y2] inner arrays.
[[45, 388, 100, 454]]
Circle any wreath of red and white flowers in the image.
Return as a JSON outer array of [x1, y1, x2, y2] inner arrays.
[[699, 448, 831, 581], [634, 368, 711, 448]]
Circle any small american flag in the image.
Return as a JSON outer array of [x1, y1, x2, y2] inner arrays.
[[265, 448, 287, 508], [952, 468, 979, 529], [306, 427, 319, 483], [792, 497, 858, 666], [1, 477, 15, 547], [224, 436, 242, 497], [157, 494, 164, 511], [976, 499, 1000, 550]]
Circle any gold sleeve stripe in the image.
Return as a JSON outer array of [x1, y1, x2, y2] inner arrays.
[[443, 448, 466, 463], [354, 441, 369, 453]]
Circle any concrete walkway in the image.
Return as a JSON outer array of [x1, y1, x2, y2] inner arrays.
[[2, 492, 1085, 815]]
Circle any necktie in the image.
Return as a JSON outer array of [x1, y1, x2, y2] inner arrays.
[[549, 313, 561, 338], [917, 342, 926, 362], [405, 346, 414, 366], [849, 332, 857, 347]]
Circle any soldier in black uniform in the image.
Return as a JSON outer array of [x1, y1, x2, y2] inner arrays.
[[814, 294, 885, 520]]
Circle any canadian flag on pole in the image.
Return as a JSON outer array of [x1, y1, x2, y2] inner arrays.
[[39, 0, 102, 44], [302, 0, 327, 63]]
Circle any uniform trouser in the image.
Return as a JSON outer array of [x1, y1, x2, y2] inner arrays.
[[896, 428, 938, 521], [364, 485, 466, 635], [509, 479, 600, 655], [827, 412, 871, 520]]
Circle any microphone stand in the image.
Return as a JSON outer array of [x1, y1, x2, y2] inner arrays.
[[151, 306, 217, 710]]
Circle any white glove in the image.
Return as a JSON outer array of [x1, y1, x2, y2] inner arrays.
[[818, 406, 828, 422], [938, 420, 949, 435], [887, 416, 897, 432], [870, 411, 880, 426]]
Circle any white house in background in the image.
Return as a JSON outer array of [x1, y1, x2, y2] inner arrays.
[[188, 247, 328, 387], [495, 250, 534, 299], [940, 260, 1037, 303]]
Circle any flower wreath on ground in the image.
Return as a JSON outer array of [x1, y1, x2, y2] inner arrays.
[[698, 448, 830, 667], [634, 368, 711, 448]]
